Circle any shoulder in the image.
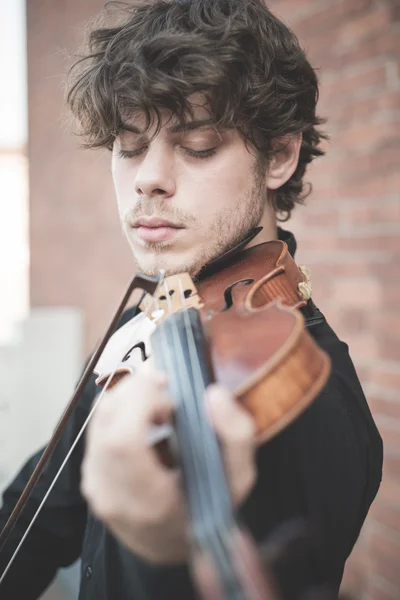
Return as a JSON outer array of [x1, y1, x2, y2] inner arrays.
[[257, 304, 383, 505]]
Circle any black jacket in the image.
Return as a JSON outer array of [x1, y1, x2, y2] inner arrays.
[[0, 230, 383, 600]]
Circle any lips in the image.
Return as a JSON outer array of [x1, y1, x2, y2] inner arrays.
[[132, 217, 185, 243], [133, 217, 183, 229]]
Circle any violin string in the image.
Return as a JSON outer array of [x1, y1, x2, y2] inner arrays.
[[173, 278, 239, 595], [222, 526, 266, 600], [155, 281, 219, 555], [165, 278, 227, 526], [160, 279, 259, 599], [176, 278, 231, 526], [177, 279, 264, 599], [150, 279, 258, 599], [0, 301, 156, 585], [157, 282, 211, 519], [158, 280, 231, 589]]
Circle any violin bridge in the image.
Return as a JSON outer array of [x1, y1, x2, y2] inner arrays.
[[139, 273, 204, 322]]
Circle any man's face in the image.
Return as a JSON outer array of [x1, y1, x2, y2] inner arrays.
[[112, 100, 270, 277]]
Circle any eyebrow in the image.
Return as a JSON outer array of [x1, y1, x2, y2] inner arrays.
[[119, 118, 217, 135]]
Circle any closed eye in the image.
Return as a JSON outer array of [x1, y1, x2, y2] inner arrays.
[[183, 147, 217, 159], [118, 147, 148, 159], [118, 147, 217, 160]]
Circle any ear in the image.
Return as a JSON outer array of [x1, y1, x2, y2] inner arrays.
[[266, 134, 302, 190]]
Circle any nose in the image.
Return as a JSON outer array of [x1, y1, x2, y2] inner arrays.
[[134, 144, 176, 200]]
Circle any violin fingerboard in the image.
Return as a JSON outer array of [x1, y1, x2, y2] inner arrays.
[[151, 308, 248, 599]]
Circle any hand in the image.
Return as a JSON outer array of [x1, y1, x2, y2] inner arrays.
[[81, 361, 256, 564]]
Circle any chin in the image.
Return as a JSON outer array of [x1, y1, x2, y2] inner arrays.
[[134, 250, 200, 278]]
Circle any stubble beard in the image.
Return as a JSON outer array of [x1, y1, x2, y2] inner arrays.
[[193, 180, 266, 276], [125, 170, 267, 278]]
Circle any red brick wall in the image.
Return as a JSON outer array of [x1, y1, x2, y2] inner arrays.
[[27, 0, 135, 353], [28, 1, 400, 598], [266, 1, 400, 598]]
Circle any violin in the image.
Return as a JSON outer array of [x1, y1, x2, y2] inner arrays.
[[0, 231, 331, 599]]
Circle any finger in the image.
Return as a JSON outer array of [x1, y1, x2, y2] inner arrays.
[[96, 367, 173, 438], [205, 385, 256, 505], [82, 386, 177, 512], [84, 370, 175, 487]]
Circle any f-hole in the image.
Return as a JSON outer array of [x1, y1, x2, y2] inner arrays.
[[222, 279, 254, 311], [122, 342, 148, 363]]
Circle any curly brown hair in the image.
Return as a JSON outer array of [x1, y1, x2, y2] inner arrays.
[[67, 0, 327, 220]]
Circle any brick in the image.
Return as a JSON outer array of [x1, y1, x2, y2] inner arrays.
[[330, 92, 400, 128], [369, 397, 400, 420], [346, 333, 379, 362], [374, 418, 400, 454], [378, 337, 400, 364], [310, 152, 399, 194], [331, 276, 383, 308], [341, 568, 366, 597], [339, 308, 369, 333], [343, 199, 400, 227], [321, 65, 388, 103], [390, 3, 400, 23], [312, 174, 400, 202], [369, 577, 400, 600], [338, 6, 392, 47], [267, 0, 321, 21], [368, 261, 400, 285], [303, 209, 340, 228], [370, 500, 400, 532], [332, 30, 400, 70], [304, 30, 342, 68], [333, 120, 400, 152], [370, 548, 400, 586], [337, 172, 400, 197], [373, 313, 400, 341], [370, 527, 400, 557], [307, 261, 372, 279], [318, 156, 398, 196], [299, 236, 385, 255], [372, 465, 400, 507], [384, 285, 400, 312], [383, 456, 400, 481], [371, 369, 400, 392], [289, 0, 378, 43]]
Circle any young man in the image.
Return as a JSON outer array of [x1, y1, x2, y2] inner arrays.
[[0, 1, 383, 599]]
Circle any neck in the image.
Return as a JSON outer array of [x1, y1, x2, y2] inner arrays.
[[195, 211, 278, 281], [246, 208, 278, 250]]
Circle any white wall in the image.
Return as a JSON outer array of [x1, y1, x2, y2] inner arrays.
[[0, 307, 83, 493]]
